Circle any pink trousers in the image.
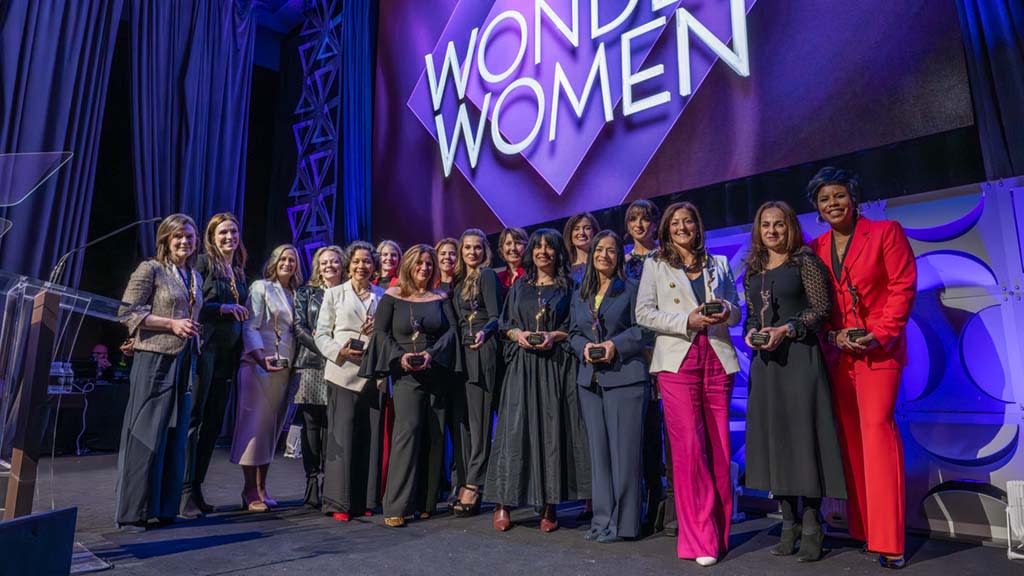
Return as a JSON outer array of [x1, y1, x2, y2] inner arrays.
[[658, 332, 734, 559]]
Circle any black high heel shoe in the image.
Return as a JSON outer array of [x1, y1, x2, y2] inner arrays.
[[770, 522, 801, 556], [453, 486, 481, 518]]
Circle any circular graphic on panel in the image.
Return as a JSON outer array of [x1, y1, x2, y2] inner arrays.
[[915, 250, 998, 292], [908, 421, 1018, 468], [899, 317, 945, 403], [960, 305, 1014, 403]]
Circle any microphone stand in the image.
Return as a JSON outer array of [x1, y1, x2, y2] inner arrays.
[[48, 217, 164, 285]]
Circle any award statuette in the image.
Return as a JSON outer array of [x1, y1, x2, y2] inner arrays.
[[464, 296, 479, 344], [347, 295, 375, 352], [750, 274, 772, 348], [846, 278, 868, 341], [702, 260, 724, 316], [526, 291, 548, 346], [269, 309, 290, 369], [587, 299, 605, 361], [408, 316, 426, 367]]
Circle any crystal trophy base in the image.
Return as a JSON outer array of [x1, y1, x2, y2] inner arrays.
[[526, 333, 545, 346], [347, 338, 365, 352], [847, 328, 868, 341], [408, 354, 426, 367], [703, 301, 724, 315], [750, 332, 770, 347], [269, 356, 290, 369], [588, 347, 606, 361]]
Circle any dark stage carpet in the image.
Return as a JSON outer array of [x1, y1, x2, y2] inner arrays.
[[29, 450, 1017, 575]]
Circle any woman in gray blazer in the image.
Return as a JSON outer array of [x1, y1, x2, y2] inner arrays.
[[314, 241, 385, 521], [116, 213, 203, 531], [569, 231, 652, 543]]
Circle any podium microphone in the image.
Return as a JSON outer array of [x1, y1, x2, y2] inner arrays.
[[48, 216, 164, 285]]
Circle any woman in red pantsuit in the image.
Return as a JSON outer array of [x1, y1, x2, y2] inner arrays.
[[806, 167, 916, 570]]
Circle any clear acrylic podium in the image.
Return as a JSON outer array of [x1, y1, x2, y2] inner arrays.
[[0, 270, 147, 519]]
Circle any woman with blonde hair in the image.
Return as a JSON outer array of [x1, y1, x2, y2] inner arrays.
[[180, 212, 249, 518], [293, 245, 346, 508], [375, 240, 402, 288], [232, 244, 302, 511], [116, 214, 202, 531]]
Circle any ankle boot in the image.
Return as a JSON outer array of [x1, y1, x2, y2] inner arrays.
[[770, 522, 802, 556], [795, 508, 824, 562]]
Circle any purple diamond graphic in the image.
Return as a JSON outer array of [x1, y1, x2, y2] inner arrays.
[[407, 0, 756, 227]]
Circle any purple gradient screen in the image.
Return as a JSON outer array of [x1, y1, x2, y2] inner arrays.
[[373, 0, 973, 243]]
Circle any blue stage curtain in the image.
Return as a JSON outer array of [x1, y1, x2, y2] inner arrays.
[[130, 0, 255, 252], [956, 0, 1024, 179], [340, 0, 377, 243], [0, 0, 124, 283]]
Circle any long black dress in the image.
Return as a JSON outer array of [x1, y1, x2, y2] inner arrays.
[[485, 280, 591, 507], [359, 293, 460, 518], [743, 251, 847, 498]]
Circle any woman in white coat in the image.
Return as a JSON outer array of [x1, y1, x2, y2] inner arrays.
[[231, 244, 301, 512], [315, 241, 386, 521], [636, 202, 741, 567]]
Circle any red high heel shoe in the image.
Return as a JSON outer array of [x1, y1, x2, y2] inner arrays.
[[492, 505, 512, 531], [540, 504, 559, 533], [332, 512, 351, 522]]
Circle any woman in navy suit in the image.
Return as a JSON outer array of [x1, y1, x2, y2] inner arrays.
[[570, 230, 652, 543]]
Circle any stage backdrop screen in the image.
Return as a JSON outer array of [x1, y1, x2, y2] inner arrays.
[[373, 0, 974, 243]]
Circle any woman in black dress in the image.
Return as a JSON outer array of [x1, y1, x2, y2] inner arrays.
[[569, 231, 651, 542], [180, 212, 248, 518], [450, 228, 503, 517], [742, 201, 847, 562], [359, 244, 459, 527], [486, 228, 591, 533], [292, 245, 345, 509]]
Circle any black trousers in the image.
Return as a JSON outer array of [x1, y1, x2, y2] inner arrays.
[[451, 379, 493, 487], [116, 349, 191, 525], [181, 341, 237, 505], [385, 372, 445, 518], [299, 404, 327, 477], [322, 385, 383, 514], [643, 395, 677, 531]]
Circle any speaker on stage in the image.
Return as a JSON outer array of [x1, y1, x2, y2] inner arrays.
[[0, 507, 76, 576]]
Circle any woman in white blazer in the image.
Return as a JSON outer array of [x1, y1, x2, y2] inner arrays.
[[635, 202, 741, 567], [315, 241, 386, 521], [232, 244, 301, 512]]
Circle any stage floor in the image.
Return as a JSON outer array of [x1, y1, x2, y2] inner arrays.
[[31, 450, 1018, 575]]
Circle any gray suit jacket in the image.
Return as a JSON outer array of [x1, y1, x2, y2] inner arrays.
[[121, 259, 203, 355]]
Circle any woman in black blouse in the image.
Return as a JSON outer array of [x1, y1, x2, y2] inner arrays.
[[360, 244, 459, 527], [180, 212, 249, 518], [743, 201, 846, 562], [450, 228, 503, 517], [486, 229, 591, 533], [292, 245, 345, 509]]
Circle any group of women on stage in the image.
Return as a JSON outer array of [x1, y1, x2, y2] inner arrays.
[[113, 167, 916, 569]]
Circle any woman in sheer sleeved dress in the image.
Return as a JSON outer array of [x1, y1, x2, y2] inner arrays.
[[742, 201, 846, 562]]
